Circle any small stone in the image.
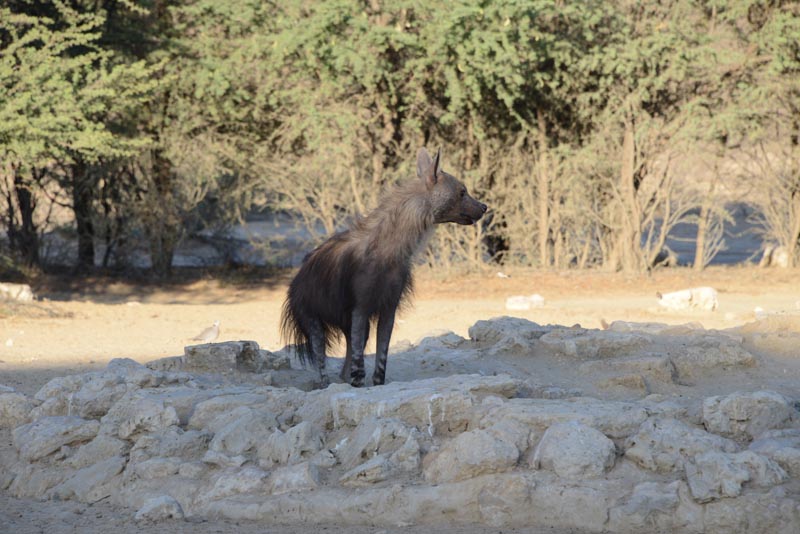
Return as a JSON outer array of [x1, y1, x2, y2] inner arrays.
[[134, 495, 184, 522]]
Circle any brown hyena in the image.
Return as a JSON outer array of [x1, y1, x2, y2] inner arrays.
[[280, 148, 487, 387]]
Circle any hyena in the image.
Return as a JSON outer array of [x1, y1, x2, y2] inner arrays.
[[280, 147, 487, 387]]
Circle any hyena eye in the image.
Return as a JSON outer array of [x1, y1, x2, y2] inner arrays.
[[460, 189, 466, 197]]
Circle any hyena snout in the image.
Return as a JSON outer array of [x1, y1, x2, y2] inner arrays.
[[461, 197, 488, 225]]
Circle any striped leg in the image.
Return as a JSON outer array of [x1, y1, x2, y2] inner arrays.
[[373, 307, 396, 386], [340, 332, 352, 382], [349, 309, 369, 387], [307, 318, 329, 387]]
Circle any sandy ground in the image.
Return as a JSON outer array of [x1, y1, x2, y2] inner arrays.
[[1, 265, 799, 533]]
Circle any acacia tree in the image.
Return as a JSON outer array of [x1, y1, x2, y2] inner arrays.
[[0, 2, 156, 268]]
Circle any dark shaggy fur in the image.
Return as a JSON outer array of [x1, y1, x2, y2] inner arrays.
[[281, 148, 487, 387]]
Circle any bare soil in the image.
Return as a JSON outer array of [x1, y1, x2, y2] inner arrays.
[[1, 265, 799, 533]]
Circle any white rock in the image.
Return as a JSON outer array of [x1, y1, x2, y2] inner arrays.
[[0, 282, 33, 302], [424, 429, 518, 484], [538, 328, 651, 360], [335, 417, 415, 469], [203, 466, 269, 501], [657, 286, 718, 311], [116, 398, 179, 440], [685, 450, 788, 502], [50, 455, 126, 502], [208, 406, 276, 456], [183, 340, 262, 372], [624, 418, 738, 473], [0, 392, 36, 428], [505, 294, 545, 311], [669, 335, 757, 377], [257, 421, 321, 466], [268, 461, 320, 495], [134, 495, 184, 522], [129, 427, 211, 464], [468, 317, 553, 356], [608, 481, 703, 533], [703, 391, 794, 441], [531, 421, 616, 478], [339, 433, 421, 486], [202, 450, 247, 468], [67, 434, 129, 469], [12, 416, 100, 461], [330, 374, 518, 435], [132, 457, 182, 479], [704, 488, 800, 534], [477, 397, 648, 445], [750, 429, 800, 477], [187, 392, 268, 429]]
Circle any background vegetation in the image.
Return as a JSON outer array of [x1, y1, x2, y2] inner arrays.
[[2, 0, 799, 276]]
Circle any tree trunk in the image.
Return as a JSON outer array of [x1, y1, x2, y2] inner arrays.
[[619, 120, 641, 272], [71, 160, 95, 271], [536, 109, 551, 268], [149, 151, 178, 277], [693, 173, 718, 271], [11, 167, 40, 267]]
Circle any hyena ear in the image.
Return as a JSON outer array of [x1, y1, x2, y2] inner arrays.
[[416, 147, 438, 189], [432, 147, 441, 176]]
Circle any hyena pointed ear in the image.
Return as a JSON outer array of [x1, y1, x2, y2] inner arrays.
[[417, 147, 437, 188], [433, 147, 441, 176]]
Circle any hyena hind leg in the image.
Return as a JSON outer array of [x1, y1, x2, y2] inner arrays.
[[306, 317, 329, 387]]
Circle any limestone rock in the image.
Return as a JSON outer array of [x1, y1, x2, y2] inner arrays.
[[257, 421, 321, 466], [608, 481, 703, 533], [268, 461, 320, 495], [208, 406, 277, 456], [0, 392, 36, 428], [624, 418, 738, 473], [330, 374, 518, 435], [531, 421, 616, 478], [335, 417, 415, 469], [203, 466, 269, 501], [656, 286, 718, 311], [539, 328, 651, 360], [129, 427, 211, 464], [67, 434, 129, 469], [468, 317, 553, 356], [187, 391, 268, 429], [183, 340, 263, 372], [424, 429, 518, 484], [132, 457, 182, 480], [13, 416, 100, 461], [339, 434, 421, 486], [685, 450, 788, 502], [750, 429, 800, 477], [51, 455, 126, 502], [703, 390, 794, 441], [580, 355, 677, 385], [116, 398, 179, 440], [703, 488, 800, 534], [477, 397, 648, 445], [134, 495, 185, 522], [670, 336, 757, 377], [0, 282, 34, 302]]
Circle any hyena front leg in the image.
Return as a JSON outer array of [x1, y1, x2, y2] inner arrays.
[[349, 309, 369, 387], [340, 331, 353, 382], [306, 317, 329, 387], [373, 307, 396, 386]]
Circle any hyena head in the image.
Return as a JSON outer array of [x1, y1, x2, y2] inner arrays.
[[416, 147, 488, 225]]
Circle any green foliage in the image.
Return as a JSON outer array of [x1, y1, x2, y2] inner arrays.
[[2, 0, 799, 273]]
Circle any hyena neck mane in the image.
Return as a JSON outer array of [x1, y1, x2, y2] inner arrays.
[[353, 180, 433, 264]]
